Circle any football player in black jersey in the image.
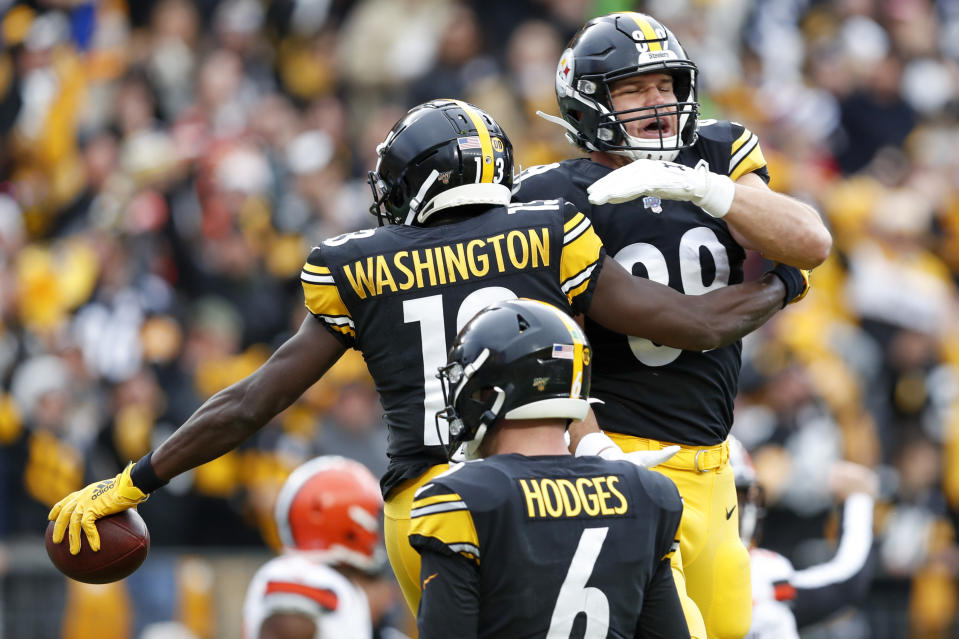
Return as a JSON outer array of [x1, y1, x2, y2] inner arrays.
[[48, 99, 807, 615], [412, 299, 690, 638], [513, 12, 833, 639]]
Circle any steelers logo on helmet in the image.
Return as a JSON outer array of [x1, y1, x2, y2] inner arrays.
[[556, 48, 575, 97], [436, 299, 592, 461], [367, 99, 515, 227], [544, 12, 700, 162]]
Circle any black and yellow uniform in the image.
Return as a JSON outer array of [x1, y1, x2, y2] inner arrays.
[[300, 200, 604, 610], [514, 120, 767, 639], [410, 454, 689, 639]]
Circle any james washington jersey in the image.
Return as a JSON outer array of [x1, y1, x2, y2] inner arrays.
[[409, 454, 689, 638], [242, 554, 371, 639], [514, 120, 769, 446], [300, 201, 603, 497]]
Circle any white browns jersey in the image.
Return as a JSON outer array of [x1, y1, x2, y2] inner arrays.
[[746, 547, 799, 639], [243, 553, 371, 639]]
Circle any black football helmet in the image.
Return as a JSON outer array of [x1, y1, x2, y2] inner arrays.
[[436, 299, 591, 461], [542, 12, 699, 161], [368, 99, 514, 226]]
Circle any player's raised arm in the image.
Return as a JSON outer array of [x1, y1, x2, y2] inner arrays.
[[587, 254, 807, 352], [149, 316, 345, 480], [49, 316, 346, 554]]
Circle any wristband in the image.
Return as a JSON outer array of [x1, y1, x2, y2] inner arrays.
[[768, 263, 807, 308], [694, 171, 736, 218], [130, 451, 169, 494]]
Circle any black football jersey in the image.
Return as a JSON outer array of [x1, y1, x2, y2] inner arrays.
[[513, 120, 770, 445], [409, 454, 683, 638], [299, 202, 604, 496]]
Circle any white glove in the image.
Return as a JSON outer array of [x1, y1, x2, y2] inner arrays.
[[587, 159, 736, 218], [575, 432, 679, 469]]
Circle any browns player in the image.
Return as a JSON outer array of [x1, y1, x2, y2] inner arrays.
[[242, 456, 393, 639]]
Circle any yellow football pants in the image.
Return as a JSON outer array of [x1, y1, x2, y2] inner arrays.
[[608, 433, 752, 639], [384, 463, 450, 614]]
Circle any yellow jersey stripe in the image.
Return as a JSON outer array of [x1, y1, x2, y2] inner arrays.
[[566, 277, 593, 304], [452, 100, 494, 183], [302, 263, 330, 275], [409, 507, 480, 563], [563, 211, 586, 233], [328, 323, 355, 337], [730, 128, 753, 156], [560, 224, 602, 288], [729, 140, 767, 182], [626, 13, 663, 51], [302, 281, 350, 318], [411, 492, 464, 510]]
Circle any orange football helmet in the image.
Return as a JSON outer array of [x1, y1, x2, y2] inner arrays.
[[274, 456, 384, 571]]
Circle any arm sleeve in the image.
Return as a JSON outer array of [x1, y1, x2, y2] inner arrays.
[[791, 494, 876, 628], [635, 557, 691, 639], [416, 548, 480, 639]]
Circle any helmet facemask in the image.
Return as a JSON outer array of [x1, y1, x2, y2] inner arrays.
[[549, 13, 701, 162], [594, 66, 699, 162], [435, 348, 507, 462]]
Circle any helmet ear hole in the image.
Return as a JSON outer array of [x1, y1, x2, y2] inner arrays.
[[517, 314, 530, 332]]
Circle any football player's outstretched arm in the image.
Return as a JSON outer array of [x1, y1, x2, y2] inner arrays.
[[587, 255, 804, 352], [49, 316, 347, 554], [149, 316, 346, 480]]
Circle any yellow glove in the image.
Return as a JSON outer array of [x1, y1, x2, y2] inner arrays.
[[48, 463, 148, 555]]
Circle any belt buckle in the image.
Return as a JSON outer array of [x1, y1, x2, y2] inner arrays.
[[694, 449, 710, 473]]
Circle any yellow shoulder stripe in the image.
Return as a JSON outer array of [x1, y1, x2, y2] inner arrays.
[[409, 508, 480, 563], [412, 492, 464, 510], [302, 263, 330, 275], [560, 226, 602, 289], [731, 128, 753, 155], [563, 211, 586, 233], [730, 144, 767, 182]]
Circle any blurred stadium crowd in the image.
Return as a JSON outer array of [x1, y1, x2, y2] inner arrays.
[[1, 0, 958, 637]]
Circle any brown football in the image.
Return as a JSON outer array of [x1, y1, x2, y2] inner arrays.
[[45, 509, 150, 584]]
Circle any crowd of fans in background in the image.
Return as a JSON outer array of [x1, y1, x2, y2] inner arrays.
[[1, 0, 958, 637]]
